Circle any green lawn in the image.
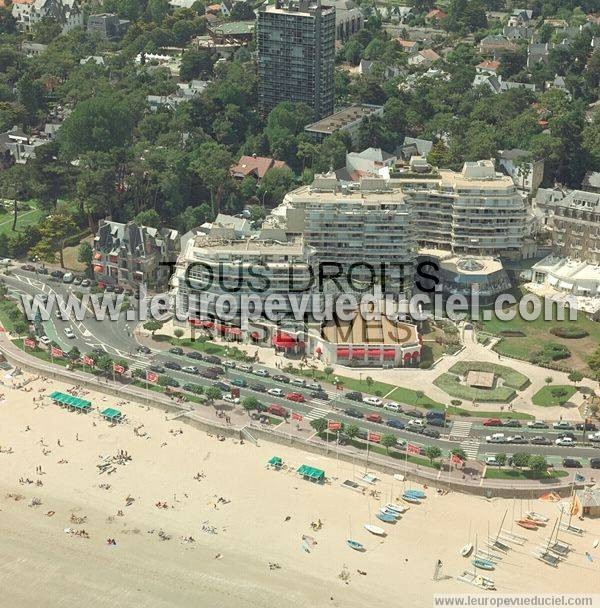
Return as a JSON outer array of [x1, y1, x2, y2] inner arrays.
[[0, 299, 21, 332], [447, 361, 530, 390], [0, 200, 45, 236], [479, 294, 600, 376], [433, 373, 516, 403], [532, 385, 577, 407], [484, 468, 569, 480]]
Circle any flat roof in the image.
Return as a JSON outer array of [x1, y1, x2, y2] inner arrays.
[[192, 235, 308, 255], [466, 370, 495, 388], [305, 104, 383, 135]]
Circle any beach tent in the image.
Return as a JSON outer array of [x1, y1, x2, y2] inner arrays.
[[48, 392, 91, 411], [267, 456, 283, 469], [100, 408, 123, 422], [297, 465, 325, 482]]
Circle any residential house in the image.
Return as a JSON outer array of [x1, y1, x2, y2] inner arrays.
[[400, 136, 433, 161], [498, 148, 544, 193], [12, 0, 83, 32], [87, 13, 129, 39], [545, 74, 571, 100], [341, 147, 397, 179], [21, 41, 48, 56], [394, 38, 419, 54], [543, 18, 568, 28], [304, 104, 384, 143], [582, 171, 600, 193], [207, 20, 254, 45], [92, 220, 180, 289], [425, 8, 446, 26], [527, 42, 550, 68], [476, 59, 500, 75], [502, 24, 533, 40], [168, 0, 196, 7], [0, 126, 46, 165], [508, 8, 533, 26], [473, 73, 535, 94], [358, 59, 403, 79], [479, 35, 516, 57], [408, 48, 440, 68], [230, 155, 290, 180]]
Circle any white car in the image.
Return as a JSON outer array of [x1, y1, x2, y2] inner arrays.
[[253, 369, 269, 377], [289, 378, 306, 387], [223, 394, 240, 405], [267, 388, 284, 397], [64, 327, 75, 339], [408, 418, 425, 427], [38, 335, 52, 345], [555, 437, 575, 446], [238, 363, 253, 372], [486, 433, 506, 443], [182, 366, 199, 374], [485, 456, 501, 466], [0, 258, 12, 266], [364, 396, 383, 407], [383, 402, 401, 412], [589, 432, 600, 443]]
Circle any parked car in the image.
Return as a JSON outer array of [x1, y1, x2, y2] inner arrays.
[[267, 404, 288, 418], [162, 378, 179, 388], [212, 381, 229, 392], [364, 396, 383, 407], [507, 435, 528, 444], [589, 432, 600, 443], [201, 370, 219, 379], [286, 392, 305, 403], [405, 409, 424, 418], [137, 345, 151, 354], [81, 279, 91, 287], [562, 458, 582, 468], [267, 388, 285, 397], [50, 270, 64, 279], [21, 264, 35, 271], [104, 285, 115, 293], [426, 410, 444, 420], [36, 267, 48, 275], [590, 458, 600, 469], [223, 361, 236, 369], [553, 421, 574, 430], [576, 421, 598, 431], [306, 381, 321, 391], [428, 418, 446, 428], [169, 347, 183, 355], [208, 367, 224, 376], [383, 402, 401, 413], [486, 433, 507, 443], [311, 390, 329, 401], [555, 437, 576, 446], [503, 419, 522, 428], [365, 413, 382, 423], [149, 364, 165, 373], [530, 436, 552, 445], [557, 432, 575, 440], [483, 418, 503, 427], [386, 419, 405, 430], [253, 369, 269, 377], [223, 394, 240, 404], [272, 374, 290, 383], [406, 424, 424, 434], [408, 418, 425, 427], [527, 421, 549, 429], [204, 355, 221, 365], [345, 391, 363, 402], [250, 383, 267, 393], [64, 327, 75, 339], [182, 366, 199, 375], [231, 378, 246, 388], [422, 428, 440, 439], [345, 408, 363, 419], [186, 351, 204, 360], [164, 361, 181, 370], [485, 456, 501, 466], [113, 285, 124, 294], [289, 378, 305, 387], [38, 336, 51, 346], [238, 363, 253, 373], [73, 276, 83, 285]]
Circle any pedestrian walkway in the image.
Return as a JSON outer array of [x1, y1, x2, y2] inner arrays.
[[459, 438, 481, 459], [304, 406, 332, 422], [449, 420, 472, 440]]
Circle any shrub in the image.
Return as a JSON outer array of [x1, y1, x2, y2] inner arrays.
[[531, 342, 571, 364], [550, 326, 589, 339]]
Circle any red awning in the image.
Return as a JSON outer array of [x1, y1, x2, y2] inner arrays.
[[411, 351, 419, 359], [351, 348, 365, 358], [403, 352, 412, 361], [200, 320, 214, 328], [337, 348, 350, 358], [189, 318, 201, 326], [383, 349, 395, 359], [93, 252, 102, 260], [273, 331, 299, 348], [250, 331, 259, 339], [93, 265, 103, 273], [315, 346, 322, 354], [215, 324, 226, 332], [225, 327, 241, 336], [368, 348, 381, 357]]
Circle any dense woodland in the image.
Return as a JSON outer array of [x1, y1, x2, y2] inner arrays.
[[0, 0, 599, 263]]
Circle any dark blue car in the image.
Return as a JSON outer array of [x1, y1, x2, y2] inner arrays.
[[386, 419, 405, 430]]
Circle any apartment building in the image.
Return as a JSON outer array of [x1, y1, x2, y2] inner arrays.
[[398, 160, 534, 260], [92, 220, 180, 289], [257, 0, 335, 120], [277, 173, 417, 296], [552, 190, 600, 264], [12, 0, 82, 32]]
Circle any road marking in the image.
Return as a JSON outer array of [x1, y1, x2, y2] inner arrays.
[[459, 438, 480, 459], [450, 420, 472, 439], [304, 406, 332, 421]]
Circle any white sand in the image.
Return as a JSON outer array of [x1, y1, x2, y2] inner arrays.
[[0, 373, 599, 607]]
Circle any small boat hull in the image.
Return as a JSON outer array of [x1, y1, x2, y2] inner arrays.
[[376, 512, 397, 523], [402, 495, 421, 504], [404, 490, 426, 499], [516, 520, 538, 531], [384, 503, 409, 514], [364, 524, 385, 536], [347, 539, 365, 551], [473, 558, 495, 571], [460, 543, 474, 557]]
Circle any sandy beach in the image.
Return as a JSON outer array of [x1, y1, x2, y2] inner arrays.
[[1, 372, 599, 608]]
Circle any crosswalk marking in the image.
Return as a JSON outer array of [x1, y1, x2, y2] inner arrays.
[[459, 438, 480, 459], [304, 406, 332, 421], [450, 420, 473, 440]]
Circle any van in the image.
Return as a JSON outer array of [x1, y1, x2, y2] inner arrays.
[[62, 272, 74, 283], [267, 404, 288, 418]]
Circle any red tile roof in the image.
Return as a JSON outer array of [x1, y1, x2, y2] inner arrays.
[[230, 156, 290, 179]]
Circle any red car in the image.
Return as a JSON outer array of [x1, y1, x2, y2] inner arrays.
[[286, 392, 305, 403], [483, 418, 502, 427], [267, 404, 288, 417], [365, 413, 382, 423]]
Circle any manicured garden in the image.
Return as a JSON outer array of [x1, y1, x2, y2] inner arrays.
[[433, 373, 516, 402], [447, 361, 530, 390], [531, 385, 577, 406]]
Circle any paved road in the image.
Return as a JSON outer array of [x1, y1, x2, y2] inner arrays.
[[3, 267, 600, 464]]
